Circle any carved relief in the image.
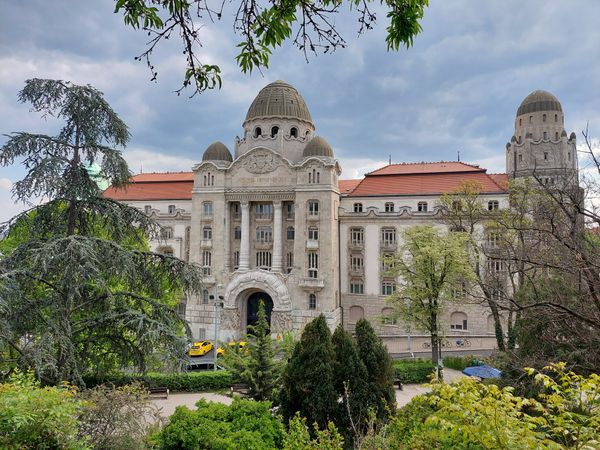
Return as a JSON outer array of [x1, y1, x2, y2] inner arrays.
[[245, 150, 280, 174], [221, 308, 241, 330], [271, 310, 293, 333]]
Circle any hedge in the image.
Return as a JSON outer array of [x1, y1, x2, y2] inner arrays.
[[393, 359, 435, 384], [83, 370, 233, 392], [443, 355, 484, 371]]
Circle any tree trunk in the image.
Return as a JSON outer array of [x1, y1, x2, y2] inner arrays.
[[507, 310, 520, 350], [430, 310, 443, 381], [488, 300, 506, 351]]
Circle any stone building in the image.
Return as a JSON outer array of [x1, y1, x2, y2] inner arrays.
[[105, 83, 578, 354]]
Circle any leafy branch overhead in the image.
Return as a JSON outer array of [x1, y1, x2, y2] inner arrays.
[[114, 0, 429, 96]]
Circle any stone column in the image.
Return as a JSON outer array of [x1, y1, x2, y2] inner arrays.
[[239, 201, 250, 270], [223, 201, 230, 272], [272, 201, 283, 272]]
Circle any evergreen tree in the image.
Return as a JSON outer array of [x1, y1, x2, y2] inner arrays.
[[0, 79, 203, 385], [280, 314, 337, 431], [355, 319, 396, 423], [331, 324, 372, 446], [246, 300, 278, 401]]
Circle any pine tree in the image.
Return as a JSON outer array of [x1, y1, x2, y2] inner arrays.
[[355, 319, 396, 423], [331, 324, 372, 446], [246, 300, 278, 401], [0, 79, 203, 385], [280, 314, 337, 431]]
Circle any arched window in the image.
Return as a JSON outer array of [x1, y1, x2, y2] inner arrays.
[[543, 131, 547, 139], [168, 204, 176, 214], [287, 226, 295, 240], [202, 289, 209, 304], [381, 307, 397, 325], [543, 113, 547, 122], [450, 311, 468, 330], [555, 132, 559, 140], [308, 294, 317, 310], [144, 205, 152, 215], [349, 305, 364, 323], [254, 127, 262, 138], [233, 251, 240, 269], [290, 127, 298, 138], [519, 118, 522, 126], [554, 114, 558, 122], [417, 201, 428, 212], [353, 203, 363, 213], [271, 126, 279, 137]]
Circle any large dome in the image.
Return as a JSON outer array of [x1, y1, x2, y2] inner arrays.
[[244, 80, 312, 124], [517, 90, 562, 116], [303, 136, 334, 158], [202, 141, 233, 162]]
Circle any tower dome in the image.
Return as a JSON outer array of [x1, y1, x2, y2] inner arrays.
[[244, 80, 313, 126], [202, 141, 233, 162], [517, 90, 562, 116], [303, 136, 334, 158]]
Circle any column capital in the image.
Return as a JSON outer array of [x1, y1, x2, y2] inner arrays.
[[241, 200, 250, 208], [272, 200, 282, 207]]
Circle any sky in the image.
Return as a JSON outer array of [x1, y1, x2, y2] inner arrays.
[[1, 0, 600, 221]]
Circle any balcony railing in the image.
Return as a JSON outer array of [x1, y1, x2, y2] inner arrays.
[[299, 277, 325, 290]]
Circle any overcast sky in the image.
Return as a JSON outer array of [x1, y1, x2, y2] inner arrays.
[[1, 0, 600, 221]]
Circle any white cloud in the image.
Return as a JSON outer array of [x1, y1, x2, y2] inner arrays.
[[0, 178, 12, 190], [123, 147, 197, 173]]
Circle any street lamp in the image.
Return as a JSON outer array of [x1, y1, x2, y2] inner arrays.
[[210, 284, 224, 371]]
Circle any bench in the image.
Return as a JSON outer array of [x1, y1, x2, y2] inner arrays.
[[394, 378, 403, 391], [148, 387, 169, 399], [230, 383, 250, 397]]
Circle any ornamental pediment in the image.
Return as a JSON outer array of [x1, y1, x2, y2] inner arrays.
[[229, 147, 295, 188]]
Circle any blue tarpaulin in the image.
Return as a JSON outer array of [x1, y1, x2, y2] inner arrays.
[[462, 365, 502, 379]]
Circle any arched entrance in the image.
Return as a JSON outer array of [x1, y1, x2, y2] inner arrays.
[[246, 291, 273, 333]]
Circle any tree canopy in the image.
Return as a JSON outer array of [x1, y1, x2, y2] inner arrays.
[[114, 0, 429, 96], [0, 79, 203, 385]]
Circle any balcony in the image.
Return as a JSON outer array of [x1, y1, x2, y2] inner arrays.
[[254, 241, 272, 250], [200, 239, 212, 249], [380, 241, 397, 251], [349, 267, 364, 277], [299, 277, 325, 290], [348, 240, 364, 251], [307, 213, 319, 222], [306, 240, 319, 250], [254, 213, 273, 222], [201, 214, 213, 222]]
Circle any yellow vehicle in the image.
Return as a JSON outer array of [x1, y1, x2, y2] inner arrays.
[[187, 340, 214, 357], [216, 340, 247, 357]]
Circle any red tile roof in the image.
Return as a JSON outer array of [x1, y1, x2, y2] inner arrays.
[[104, 172, 194, 201], [339, 179, 361, 194], [367, 161, 483, 176], [129, 172, 194, 182]]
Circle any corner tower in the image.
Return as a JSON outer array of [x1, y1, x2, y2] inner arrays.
[[234, 80, 316, 162], [506, 90, 578, 184]]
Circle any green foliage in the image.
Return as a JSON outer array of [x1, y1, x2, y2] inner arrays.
[[77, 382, 162, 450], [83, 370, 232, 392], [153, 398, 285, 450], [245, 300, 278, 400], [0, 371, 86, 449], [355, 319, 396, 422], [283, 413, 344, 450], [114, 0, 429, 96], [0, 79, 203, 385], [280, 314, 338, 430], [442, 355, 483, 371], [392, 359, 435, 384]]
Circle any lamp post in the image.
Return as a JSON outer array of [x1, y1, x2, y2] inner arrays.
[[212, 284, 224, 371]]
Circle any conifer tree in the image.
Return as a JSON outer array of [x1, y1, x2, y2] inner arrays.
[[280, 314, 337, 431], [246, 300, 278, 401], [355, 319, 396, 422], [0, 79, 203, 385]]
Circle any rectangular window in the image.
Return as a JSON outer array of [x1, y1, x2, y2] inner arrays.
[[286, 202, 295, 219], [254, 203, 273, 219], [202, 251, 212, 275], [256, 226, 273, 243], [308, 200, 319, 216], [286, 252, 294, 273], [350, 255, 364, 272], [350, 227, 364, 246], [308, 227, 319, 241], [308, 252, 319, 278], [381, 228, 396, 246], [381, 280, 396, 296], [381, 253, 395, 273], [384, 202, 394, 212], [488, 200, 499, 211], [168, 205, 176, 214], [203, 202, 213, 216], [308, 294, 317, 310], [487, 258, 504, 273], [487, 232, 500, 248], [350, 280, 364, 294], [234, 226, 242, 240], [203, 226, 212, 240], [256, 251, 272, 270], [417, 201, 428, 212], [353, 203, 363, 213], [233, 251, 240, 269], [287, 227, 295, 240]]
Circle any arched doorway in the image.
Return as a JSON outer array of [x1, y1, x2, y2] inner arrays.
[[246, 291, 273, 333]]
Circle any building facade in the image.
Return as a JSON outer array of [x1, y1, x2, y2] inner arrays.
[[105, 84, 577, 354]]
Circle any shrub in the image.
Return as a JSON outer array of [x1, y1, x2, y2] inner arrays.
[[442, 355, 483, 371], [152, 398, 285, 449], [0, 371, 86, 449], [283, 413, 344, 450], [83, 370, 232, 391], [77, 382, 163, 450], [392, 359, 435, 384]]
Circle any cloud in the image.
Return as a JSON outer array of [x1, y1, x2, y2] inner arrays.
[[123, 148, 197, 174], [0, 178, 12, 190]]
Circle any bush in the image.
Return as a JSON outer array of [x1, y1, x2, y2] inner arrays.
[[392, 359, 435, 384], [442, 355, 483, 371], [83, 370, 232, 392], [152, 398, 285, 449], [0, 372, 86, 449], [77, 382, 163, 450]]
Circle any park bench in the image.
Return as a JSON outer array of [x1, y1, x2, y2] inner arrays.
[[230, 383, 250, 397], [394, 378, 403, 391], [148, 387, 169, 399]]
